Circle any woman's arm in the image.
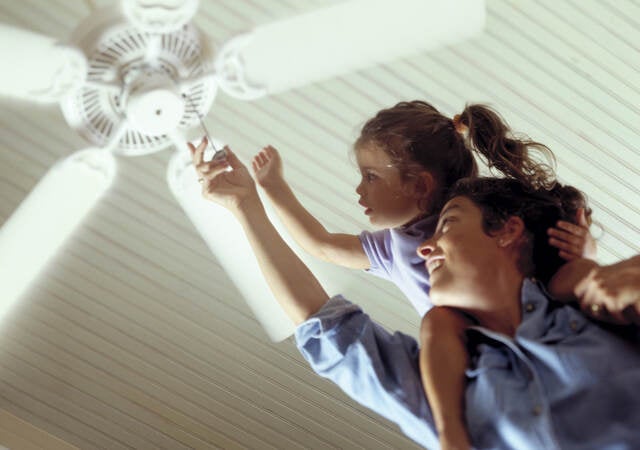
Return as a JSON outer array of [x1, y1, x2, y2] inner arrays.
[[252, 145, 369, 270], [296, 297, 439, 449], [191, 139, 329, 324], [419, 306, 473, 450], [192, 140, 439, 448]]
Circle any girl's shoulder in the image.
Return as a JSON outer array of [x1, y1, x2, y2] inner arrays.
[[396, 214, 439, 239]]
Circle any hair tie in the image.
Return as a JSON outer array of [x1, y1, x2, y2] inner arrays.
[[452, 114, 468, 135]]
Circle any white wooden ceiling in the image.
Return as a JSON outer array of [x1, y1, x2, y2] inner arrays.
[[0, 0, 639, 448]]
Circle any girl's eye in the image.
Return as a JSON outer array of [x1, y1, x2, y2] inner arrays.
[[365, 173, 377, 182]]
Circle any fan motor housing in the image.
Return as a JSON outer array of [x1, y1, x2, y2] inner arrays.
[[61, 6, 217, 156]]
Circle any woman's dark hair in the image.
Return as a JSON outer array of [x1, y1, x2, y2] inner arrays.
[[448, 177, 591, 284], [355, 101, 556, 215]]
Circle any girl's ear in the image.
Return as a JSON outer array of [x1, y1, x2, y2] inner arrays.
[[407, 171, 436, 199], [497, 216, 525, 247], [403, 171, 437, 213]]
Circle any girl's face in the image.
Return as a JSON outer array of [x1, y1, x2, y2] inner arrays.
[[355, 145, 423, 228]]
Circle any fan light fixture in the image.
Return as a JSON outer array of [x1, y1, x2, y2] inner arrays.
[[0, 0, 486, 339]]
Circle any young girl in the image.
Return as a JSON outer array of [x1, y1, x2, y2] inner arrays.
[[251, 101, 596, 450]]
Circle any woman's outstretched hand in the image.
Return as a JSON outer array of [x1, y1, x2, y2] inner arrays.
[[188, 137, 257, 211], [188, 138, 329, 325]]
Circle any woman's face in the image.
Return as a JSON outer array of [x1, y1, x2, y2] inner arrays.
[[416, 196, 502, 308], [354, 145, 423, 228]]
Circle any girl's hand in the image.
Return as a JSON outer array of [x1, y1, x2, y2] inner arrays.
[[548, 208, 597, 261], [575, 256, 640, 325], [188, 137, 257, 210], [252, 145, 284, 189]]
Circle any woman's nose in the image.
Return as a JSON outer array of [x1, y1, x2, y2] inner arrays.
[[416, 239, 435, 259]]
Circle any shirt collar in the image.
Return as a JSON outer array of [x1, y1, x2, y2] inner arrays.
[[516, 278, 556, 341], [467, 278, 554, 344]]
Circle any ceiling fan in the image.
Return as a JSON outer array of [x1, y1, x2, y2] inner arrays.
[[0, 0, 485, 341]]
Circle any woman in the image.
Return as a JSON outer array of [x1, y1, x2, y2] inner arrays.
[[190, 142, 640, 449]]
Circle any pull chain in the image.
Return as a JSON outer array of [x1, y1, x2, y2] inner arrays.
[[181, 91, 226, 160]]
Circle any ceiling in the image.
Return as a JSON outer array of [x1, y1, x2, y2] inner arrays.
[[0, 0, 639, 448]]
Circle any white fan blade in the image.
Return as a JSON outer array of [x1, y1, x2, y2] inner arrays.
[[121, 0, 199, 33], [167, 146, 295, 342], [0, 148, 116, 323], [0, 23, 87, 103], [216, 0, 485, 96]]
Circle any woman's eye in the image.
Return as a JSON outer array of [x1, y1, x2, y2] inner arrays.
[[365, 173, 377, 182], [440, 217, 455, 230]]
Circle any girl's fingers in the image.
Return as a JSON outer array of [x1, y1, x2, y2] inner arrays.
[[575, 268, 631, 325], [574, 272, 592, 300], [548, 228, 581, 245], [266, 145, 277, 158], [265, 146, 274, 159], [582, 304, 623, 324], [549, 220, 597, 260], [549, 237, 580, 252], [559, 250, 578, 261], [253, 152, 263, 167], [555, 220, 587, 236], [576, 208, 590, 228], [252, 145, 278, 169]]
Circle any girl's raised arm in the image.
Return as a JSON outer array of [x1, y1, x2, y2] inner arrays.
[[252, 145, 369, 270]]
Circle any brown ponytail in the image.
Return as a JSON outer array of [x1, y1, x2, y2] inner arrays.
[[458, 104, 556, 189]]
